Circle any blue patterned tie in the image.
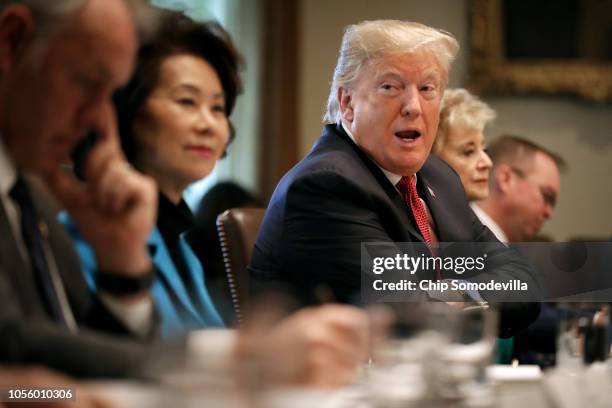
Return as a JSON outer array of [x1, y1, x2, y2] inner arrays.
[[10, 177, 67, 325]]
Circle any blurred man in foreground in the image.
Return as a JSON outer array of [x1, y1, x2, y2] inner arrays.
[[0, 0, 163, 378], [0, 0, 368, 387]]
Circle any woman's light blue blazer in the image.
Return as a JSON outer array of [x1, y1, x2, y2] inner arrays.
[[60, 213, 224, 339]]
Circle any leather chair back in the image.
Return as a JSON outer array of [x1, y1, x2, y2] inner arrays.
[[216, 208, 265, 324]]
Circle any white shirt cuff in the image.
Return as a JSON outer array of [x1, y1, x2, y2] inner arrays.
[[98, 292, 154, 337], [186, 329, 237, 372]]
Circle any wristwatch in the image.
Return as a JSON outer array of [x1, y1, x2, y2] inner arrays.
[[97, 268, 155, 295]]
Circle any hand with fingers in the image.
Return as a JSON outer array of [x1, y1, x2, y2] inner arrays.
[[236, 304, 370, 388], [46, 110, 157, 278]]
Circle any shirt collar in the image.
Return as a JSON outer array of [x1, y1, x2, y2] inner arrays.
[[0, 138, 17, 198], [157, 192, 195, 238], [470, 202, 509, 244], [340, 121, 413, 187]]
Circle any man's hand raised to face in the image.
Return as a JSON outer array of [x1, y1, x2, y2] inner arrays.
[[46, 107, 157, 278]]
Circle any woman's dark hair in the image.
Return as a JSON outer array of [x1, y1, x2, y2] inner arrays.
[[114, 10, 243, 163]]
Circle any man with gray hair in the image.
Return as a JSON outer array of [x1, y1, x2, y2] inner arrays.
[[250, 20, 540, 337], [0, 0, 165, 377]]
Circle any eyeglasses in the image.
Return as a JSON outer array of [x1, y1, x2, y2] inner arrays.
[[509, 167, 557, 209]]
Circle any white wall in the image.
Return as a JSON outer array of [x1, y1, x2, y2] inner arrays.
[[484, 97, 612, 240], [299, 0, 612, 240]]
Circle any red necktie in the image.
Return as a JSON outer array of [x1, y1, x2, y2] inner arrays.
[[397, 176, 433, 244], [397, 176, 442, 280]]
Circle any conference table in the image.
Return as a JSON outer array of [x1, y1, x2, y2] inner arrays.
[[88, 361, 612, 408]]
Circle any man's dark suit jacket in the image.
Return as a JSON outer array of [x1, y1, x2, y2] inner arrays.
[[0, 177, 180, 378], [250, 124, 540, 337]]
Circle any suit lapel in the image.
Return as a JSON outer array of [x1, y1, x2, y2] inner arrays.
[[0, 191, 48, 316], [419, 172, 461, 241], [148, 228, 202, 322], [178, 236, 223, 326], [332, 125, 423, 242]]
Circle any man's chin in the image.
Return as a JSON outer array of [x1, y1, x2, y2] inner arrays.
[[394, 158, 426, 176], [523, 227, 541, 242]]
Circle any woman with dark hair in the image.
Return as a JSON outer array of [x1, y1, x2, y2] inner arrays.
[[65, 12, 244, 337], [63, 12, 370, 388], [115, 15, 242, 166]]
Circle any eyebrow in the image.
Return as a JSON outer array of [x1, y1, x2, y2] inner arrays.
[[376, 68, 441, 84], [172, 83, 225, 99], [420, 69, 441, 83], [377, 70, 403, 81]]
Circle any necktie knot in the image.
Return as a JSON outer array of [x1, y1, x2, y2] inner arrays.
[[396, 175, 416, 195], [396, 175, 433, 245]]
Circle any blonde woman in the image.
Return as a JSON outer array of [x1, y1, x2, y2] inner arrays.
[[433, 88, 496, 201]]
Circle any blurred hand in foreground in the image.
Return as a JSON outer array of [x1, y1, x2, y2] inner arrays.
[[236, 304, 370, 388]]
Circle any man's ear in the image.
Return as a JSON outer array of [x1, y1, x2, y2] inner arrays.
[[494, 164, 513, 194], [338, 87, 354, 122], [0, 5, 35, 73]]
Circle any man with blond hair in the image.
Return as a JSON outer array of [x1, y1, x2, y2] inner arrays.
[[250, 20, 540, 337]]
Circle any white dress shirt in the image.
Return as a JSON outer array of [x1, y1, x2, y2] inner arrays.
[[470, 202, 509, 244]]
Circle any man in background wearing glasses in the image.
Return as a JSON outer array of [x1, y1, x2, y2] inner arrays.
[[471, 135, 564, 243]]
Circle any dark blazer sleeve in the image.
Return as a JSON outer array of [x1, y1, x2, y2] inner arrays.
[[0, 179, 171, 378], [0, 266, 183, 378], [251, 132, 540, 336], [270, 170, 428, 303], [38, 192, 160, 339]]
